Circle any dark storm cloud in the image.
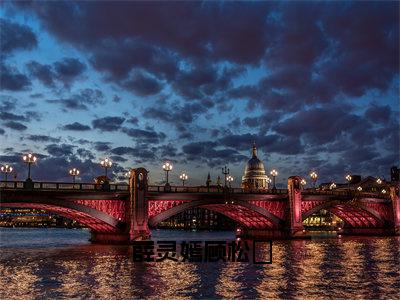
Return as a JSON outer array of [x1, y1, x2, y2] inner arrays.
[[110, 146, 156, 160], [0, 111, 27, 122], [53, 57, 86, 86], [93, 141, 111, 152], [3, 121, 27, 131], [172, 64, 238, 100], [364, 104, 392, 124], [27, 57, 86, 88], [219, 133, 304, 155], [27, 135, 61, 143], [127, 117, 139, 126], [47, 88, 105, 110], [45, 143, 75, 157], [121, 127, 166, 144], [21, 1, 270, 62], [62, 122, 91, 131], [273, 105, 363, 145], [0, 63, 31, 91], [26, 61, 55, 87], [76, 148, 95, 160], [15, 1, 399, 106], [92, 116, 125, 132], [122, 72, 163, 96], [143, 101, 211, 130], [182, 141, 247, 166], [0, 18, 37, 54]]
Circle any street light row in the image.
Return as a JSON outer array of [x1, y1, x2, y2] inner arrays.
[[0, 155, 388, 193]]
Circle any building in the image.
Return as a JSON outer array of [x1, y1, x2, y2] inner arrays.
[[241, 143, 269, 190]]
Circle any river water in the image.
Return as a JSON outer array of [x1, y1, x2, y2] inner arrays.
[[0, 228, 399, 299]]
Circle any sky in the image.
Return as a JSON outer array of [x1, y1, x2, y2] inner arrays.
[[0, 1, 399, 187]]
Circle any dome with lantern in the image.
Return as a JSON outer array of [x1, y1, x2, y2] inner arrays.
[[241, 143, 269, 189]]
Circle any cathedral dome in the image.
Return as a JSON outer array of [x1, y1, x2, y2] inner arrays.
[[241, 143, 269, 189], [244, 144, 266, 176]]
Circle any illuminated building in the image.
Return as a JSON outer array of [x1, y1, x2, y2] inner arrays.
[[241, 143, 269, 189]]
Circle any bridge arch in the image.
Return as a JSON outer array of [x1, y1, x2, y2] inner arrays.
[[1, 199, 122, 232], [148, 198, 284, 229], [302, 200, 387, 228]]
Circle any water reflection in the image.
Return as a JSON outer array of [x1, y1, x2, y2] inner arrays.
[[0, 229, 399, 299]]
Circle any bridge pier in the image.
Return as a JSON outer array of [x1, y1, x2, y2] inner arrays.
[[390, 184, 400, 235], [287, 176, 304, 237], [127, 168, 151, 241]]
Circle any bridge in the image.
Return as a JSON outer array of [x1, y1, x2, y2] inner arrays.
[[1, 168, 399, 243]]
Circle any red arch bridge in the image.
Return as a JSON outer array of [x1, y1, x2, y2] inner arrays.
[[1, 168, 399, 244]]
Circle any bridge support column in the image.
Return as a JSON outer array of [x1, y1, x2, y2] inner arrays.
[[288, 176, 304, 237], [128, 168, 150, 241], [390, 184, 400, 235]]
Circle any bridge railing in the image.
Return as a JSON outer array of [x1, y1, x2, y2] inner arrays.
[[147, 185, 288, 194], [0, 181, 390, 198], [302, 189, 390, 199], [0, 181, 129, 191]]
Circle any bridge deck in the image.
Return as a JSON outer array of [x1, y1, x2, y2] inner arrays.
[[0, 181, 390, 200]]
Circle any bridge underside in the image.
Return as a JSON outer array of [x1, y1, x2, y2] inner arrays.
[[148, 199, 283, 230], [1, 202, 120, 233], [302, 200, 394, 230], [202, 204, 276, 229]]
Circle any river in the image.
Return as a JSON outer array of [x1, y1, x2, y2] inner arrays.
[[0, 228, 399, 299]]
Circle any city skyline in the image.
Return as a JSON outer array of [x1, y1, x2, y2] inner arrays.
[[1, 1, 399, 186]]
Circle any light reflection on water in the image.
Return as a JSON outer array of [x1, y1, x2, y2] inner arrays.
[[0, 228, 399, 299]]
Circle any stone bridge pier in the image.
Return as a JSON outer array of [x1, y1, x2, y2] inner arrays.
[[391, 184, 400, 235], [90, 168, 150, 243]]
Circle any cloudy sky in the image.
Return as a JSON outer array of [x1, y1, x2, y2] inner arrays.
[[0, 1, 399, 187]]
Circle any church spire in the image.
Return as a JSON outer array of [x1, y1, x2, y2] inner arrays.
[[252, 142, 257, 158]]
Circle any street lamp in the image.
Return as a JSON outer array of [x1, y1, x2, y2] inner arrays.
[[310, 171, 318, 188], [300, 178, 307, 187], [381, 189, 387, 194], [23, 153, 37, 181], [162, 162, 173, 186], [357, 186, 362, 192], [330, 182, 336, 190], [179, 172, 188, 186], [222, 165, 230, 187], [1, 165, 13, 181], [69, 168, 80, 183], [346, 174, 352, 190], [376, 178, 382, 184], [100, 158, 112, 179], [270, 169, 278, 189], [227, 175, 234, 187]]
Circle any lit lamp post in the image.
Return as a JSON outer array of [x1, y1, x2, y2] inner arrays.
[[310, 171, 318, 188], [330, 182, 336, 190], [69, 168, 80, 183], [162, 162, 173, 186], [222, 165, 230, 187], [125, 171, 131, 183], [270, 169, 278, 190], [179, 172, 188, 186], [1, 165, 13, 181], [376, 178, 382, 184], [381, 189, 387, 194], [227, 175, 234, 188], [345, 174, 352, 190], [100, 158, 112, 181], [266, 176, 271, 189], [23, 153, 37, 181], [300, 178, 307, 188], [357, 186, 362, 192]]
